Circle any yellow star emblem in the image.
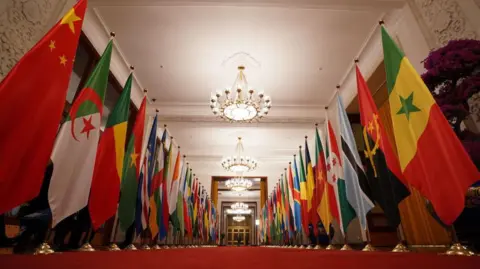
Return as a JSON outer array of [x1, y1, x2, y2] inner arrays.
[[59, 55, 67, 66], [49, 40, 56, 51], [60, 7, 82, 34], [130, 151, 139, 167], [368, 121, 374, 134]]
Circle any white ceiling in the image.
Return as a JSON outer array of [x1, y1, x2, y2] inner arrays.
[[86, 0, 405, 195]]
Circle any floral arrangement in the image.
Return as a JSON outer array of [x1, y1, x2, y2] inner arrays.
[[422, 39, 480, 170]]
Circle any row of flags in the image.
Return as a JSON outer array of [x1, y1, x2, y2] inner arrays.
[[260, 25, 479, 242], [0, 0, 219, 242]]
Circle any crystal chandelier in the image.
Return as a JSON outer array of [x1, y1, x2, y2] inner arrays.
[[231, 202, 248, 211], [225, 177, 253, 192], [226, 202, 251, 215], [233, 215, 246, 222], [221, 137, 258, 173], [210, 66, 271, 122]]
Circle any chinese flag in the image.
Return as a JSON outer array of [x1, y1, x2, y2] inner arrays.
[[0, 0, 87, 214]]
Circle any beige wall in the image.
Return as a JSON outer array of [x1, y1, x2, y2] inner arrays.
[[0, 0, 77, 79]]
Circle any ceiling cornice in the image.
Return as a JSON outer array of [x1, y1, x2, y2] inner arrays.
[[150, 102, 325, 123], [89, 0, 406, 11]]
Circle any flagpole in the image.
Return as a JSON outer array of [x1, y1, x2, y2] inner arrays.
[[340, 232, 353, 251], [444, 225, 475, 256], [362, 226, 376, 251], [325, 224, 336, 250], [392, 223, 410, 252]]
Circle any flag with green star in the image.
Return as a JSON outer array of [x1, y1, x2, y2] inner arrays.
[[381, 25, 479, 225]]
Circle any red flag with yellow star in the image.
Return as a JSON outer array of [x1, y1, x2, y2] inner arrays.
[[0, 0, 87, 214]]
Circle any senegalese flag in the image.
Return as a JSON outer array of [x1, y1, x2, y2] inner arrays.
[[298, 147, 309, 232], [0, 0, 87, 214], [315, 126, 334, 235], [304, 138, 319, 236], [117, 96, 147, 231], [356, 64, 410, 228], [325, 116, 355, 235], [89, 72, 132, 230], [48, 40, 113, 227], [381, 26, 479, 225]]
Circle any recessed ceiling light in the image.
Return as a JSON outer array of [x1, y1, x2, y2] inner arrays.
[[160, 65, 164, 69], [318, 67, 323, 71]]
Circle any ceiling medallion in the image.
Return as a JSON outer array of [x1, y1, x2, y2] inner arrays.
[[221, 137, 258, 173], [210, 66, 271, 122], [233, 215, 246, 222], [225, 177, 253, 192]]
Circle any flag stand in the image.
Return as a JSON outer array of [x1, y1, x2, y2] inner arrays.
[[151, 234, 161, 249], [444, 225, 475, 256], [299, 231, 306, 248], [33, 229, 54, 255], [340, 234, 352, 251], [362, 227, 376, 251], [140, 230, 151, 250], [107, 214, 121, 251], [125, 229, 138, 250], [325, 229, 336, 250], [392, 224, 409, 252], [313, 229, 322, 250], [78, 228, 95, 252]]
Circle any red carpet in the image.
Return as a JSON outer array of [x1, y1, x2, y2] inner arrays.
[[0, 247, 479, 269]]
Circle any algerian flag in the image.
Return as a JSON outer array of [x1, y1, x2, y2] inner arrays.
[[48, 41, 113, 227]]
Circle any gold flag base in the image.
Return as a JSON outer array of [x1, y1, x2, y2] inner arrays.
[[140, 244, 151, 250], [33, 242, 54, 255], [340, 244, 353, 251], [313, 244, 322, 250], [444, 243, 475, 256], [392, 242, 409, 253], [77, 243, 95, 252], [124, 244, 137, 251], [362, 243, 376, 252], [163, 245, 170, 249], [299, 245, 305, 249], [306, 245, 313, 249], [170, 245, 177, 249], [293, 245, 298, 248], [107, 243, 121, 251], [151, 244, 161, 250], [326, 244, 336, 250]]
